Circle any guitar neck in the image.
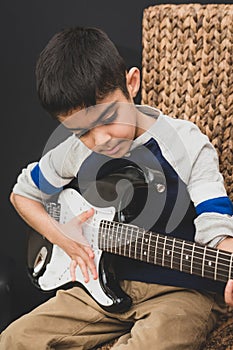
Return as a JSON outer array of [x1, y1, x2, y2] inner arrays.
[[98, 220, 233, 284]]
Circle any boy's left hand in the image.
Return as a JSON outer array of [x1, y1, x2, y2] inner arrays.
[[225, 280, 233, 306], [217, 237, 233, 306]]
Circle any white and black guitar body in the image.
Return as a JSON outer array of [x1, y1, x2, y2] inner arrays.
[[27, 165, 149, 313], [27, 165, 233, 313]]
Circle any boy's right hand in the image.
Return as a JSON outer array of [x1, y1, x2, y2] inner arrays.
[[55, 208, 98, 283]]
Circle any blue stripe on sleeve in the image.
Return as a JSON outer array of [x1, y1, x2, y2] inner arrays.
[[196, 196, 233, 216], [31, 164, 63, 195]]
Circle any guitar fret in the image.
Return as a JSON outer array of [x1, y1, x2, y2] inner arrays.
[[154, 234, 159, 265], [157, 236, 166, 266], [136, 229, 142, 260], [112, 223, 116, 253], [192, 245, 205, 277], [162, 236, 167, 267], [202, 246, 207, 277], [180, 241, 185, 272], [214, 250, 219, 280], [229, 253, 233, 280], [172, 240, 182, 270], [118, 223, 122, 254], [148, 231, 152, 264], [134, 227, 138, 259], [147, 235, 154, 265], [171, 238, 175, 269], [182, 242, 192, 274], [118, 224, 123, 256], [144, 231, 150, 263], [202, 248, 216, 280], [216, 251, 231, 281], [163, 237, 173, 268], [123, 225, 128, 257], [112, 222, 117, 253], [125, 226, 132, 256], [128, 227, 133, 258], [140, 229, 145, 261], [190, 243, 195, 275]]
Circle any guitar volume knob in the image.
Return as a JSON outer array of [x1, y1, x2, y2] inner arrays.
[[156, 183, 166, 193]]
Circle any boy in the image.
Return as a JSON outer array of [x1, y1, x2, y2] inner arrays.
[[1, 26, 233, 349]]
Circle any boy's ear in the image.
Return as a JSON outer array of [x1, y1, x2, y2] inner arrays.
[[126, 67, 140, 99]]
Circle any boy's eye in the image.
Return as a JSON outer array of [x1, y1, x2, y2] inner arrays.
[[74, 109, 118, 138], [102, 111, 118, 125]]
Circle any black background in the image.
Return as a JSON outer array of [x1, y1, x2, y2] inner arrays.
[[0, 0, 230, 322]]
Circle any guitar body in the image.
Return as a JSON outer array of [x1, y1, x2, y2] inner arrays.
[[27, 165, 148, 312], [28, 164, 231, 311]]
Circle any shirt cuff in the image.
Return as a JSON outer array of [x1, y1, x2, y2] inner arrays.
[[194, 212, 233, 247], [207, 235, 229, 248]]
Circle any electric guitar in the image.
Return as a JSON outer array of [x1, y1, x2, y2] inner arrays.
[[27, 165, 233, 313]]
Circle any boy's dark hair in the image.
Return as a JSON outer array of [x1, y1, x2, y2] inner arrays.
[[35, 26, 129, 118]]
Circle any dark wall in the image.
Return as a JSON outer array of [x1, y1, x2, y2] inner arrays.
[[0, 0, 229, 323]]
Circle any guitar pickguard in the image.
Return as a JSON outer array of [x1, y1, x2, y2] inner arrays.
[[38, 188, 119, 307]]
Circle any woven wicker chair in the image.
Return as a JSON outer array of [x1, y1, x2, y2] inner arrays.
[[141, 3, 233, 202], [97, 4, 233, 350]]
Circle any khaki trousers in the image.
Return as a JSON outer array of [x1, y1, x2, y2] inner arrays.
[[0, 281, 226, 350]]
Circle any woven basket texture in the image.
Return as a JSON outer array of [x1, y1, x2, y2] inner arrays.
[[141, 3, 233, 201], [98, 4, 233, 350]]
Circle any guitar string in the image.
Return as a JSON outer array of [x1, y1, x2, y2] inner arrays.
[[99, 221, 233, 274], [49, 206, 231, 281], [98, 229, 230, 282], [99, 220, 233, 262], [100, 235, 231, 274], [99, 220, 232, 262], [51, 206, 232, 264], [49, 202, 232, 265]]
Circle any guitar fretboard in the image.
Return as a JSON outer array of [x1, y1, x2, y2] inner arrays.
[[98, 220, 233, 283]]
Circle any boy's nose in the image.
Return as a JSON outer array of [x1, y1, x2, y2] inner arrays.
[[92, 127, 111, 146]]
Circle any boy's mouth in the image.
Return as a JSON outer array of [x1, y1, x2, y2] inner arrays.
[[95, 140, 127, 157], [103, 144, 121, 155]]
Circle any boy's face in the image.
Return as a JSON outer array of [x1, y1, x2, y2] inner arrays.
[[58, 89, 142, 158]]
